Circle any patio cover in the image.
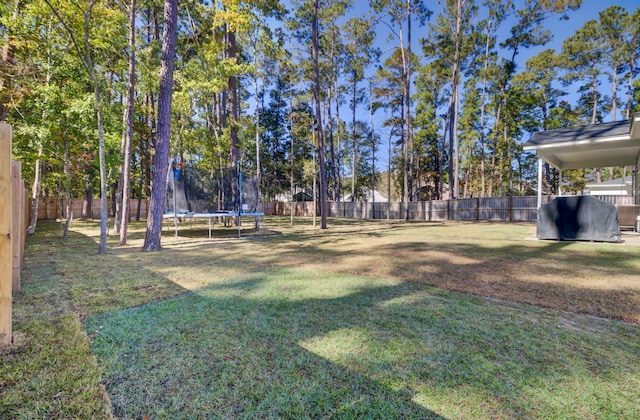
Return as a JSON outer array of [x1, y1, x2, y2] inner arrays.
[[523, 113, 640, 207]]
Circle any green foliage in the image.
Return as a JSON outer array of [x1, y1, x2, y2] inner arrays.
[[633, 78, 640, 113], [4, 0, 638, 210]]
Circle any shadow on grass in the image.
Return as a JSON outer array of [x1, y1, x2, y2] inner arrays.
[[83, 267, 640, 419], [1, 221, 190, 419], [14, 222, 439, 418], [142, 224, 640, 322], [82, 281, 444, 417], [11, 220, 639, 418]]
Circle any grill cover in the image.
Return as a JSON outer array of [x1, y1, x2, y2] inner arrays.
[[537, 196, 621, 242]]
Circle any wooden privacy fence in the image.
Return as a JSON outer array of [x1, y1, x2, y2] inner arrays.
[[263, 198, 537, 221], [33, 193, 636, 225], [263, 194, 634, 222], [35, 198, 216, 221], [35, 197, 149, 220], [1, 124, 29, 345]]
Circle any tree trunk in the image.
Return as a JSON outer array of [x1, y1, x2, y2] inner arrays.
[[406, 0, 414, 209], [27, 144, 43, 234], [63, 134, 72, 240], [327, 24, 337, 202], [57, 176, 63, 237], [397, 2, 412, 219], [120, 0, 136, 245], [228, 30, 239, 212], [351, 67, 357, 200], [94, 78, 108, 254], [312, 0, 327, 229], [108, 166, 115, 217], [439, 113, 448, 199], [254, 69, 261, 199], [401, 102, 407, 210], [611, 64, 617, 121], [82, 179, 93, 218], [334, 78, 342, 201], [215, 95, 225, 210], [143, 0, 178, 251], [590, 73, 600, 184], [370, 81, 375, 209], [505, 123, 512, 195], [113, 121, 125, 233], [479, 23, 491, 198], [591, 74, 598, 124], [288, 97, 294, 225], [463, 140, 473, 198], [626, 43, 636, 119], [387, 130, 391, 216], [449, 0, 463, 200], [489, 96, 503, 197], [327, 86, 337, 201], [85, 3, 108, 254]]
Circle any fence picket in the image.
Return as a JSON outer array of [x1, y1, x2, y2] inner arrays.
[[1, 124, 12, 345], [32, 195, 636, 223], [259, 195, 634, 222]]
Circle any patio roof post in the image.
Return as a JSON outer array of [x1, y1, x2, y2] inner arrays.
[[634, 167, 638, 205], [537, 158, 543, 209]]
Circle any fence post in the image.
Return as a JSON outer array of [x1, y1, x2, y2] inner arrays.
[[21, 182, 27, 266], [1, 123, 12, 345], [11, 161, 21, 291]]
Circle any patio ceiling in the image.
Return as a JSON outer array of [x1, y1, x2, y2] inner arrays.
[[522, 113, 640, 170]]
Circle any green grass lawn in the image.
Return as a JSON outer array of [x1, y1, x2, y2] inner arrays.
[[2, 218, 639, 418]]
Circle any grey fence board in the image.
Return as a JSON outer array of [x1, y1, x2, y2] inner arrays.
[[37, 195, 633, 222], [264, 195, 634, 222]]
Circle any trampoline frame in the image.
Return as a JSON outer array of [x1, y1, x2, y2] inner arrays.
[[163, 211, 265, 238]]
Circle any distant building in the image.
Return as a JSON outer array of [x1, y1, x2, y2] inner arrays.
[[585, 177, 633, 196], [343, 189, 388, 203]]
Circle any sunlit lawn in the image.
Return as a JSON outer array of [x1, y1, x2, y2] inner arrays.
[[2, 217, 639, 418]]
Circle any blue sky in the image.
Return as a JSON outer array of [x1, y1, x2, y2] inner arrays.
[[370, 0, 638, 64]]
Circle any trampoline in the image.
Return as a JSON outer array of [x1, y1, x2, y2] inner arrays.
[[164, 157, 265, 239], [163, 211, 265, 238]]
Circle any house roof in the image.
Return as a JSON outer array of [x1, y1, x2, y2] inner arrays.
[[586, 176, 632, 187], [524, 120, 630, 146], [522, 113, 640, 170], [343, 189, 389, 202]]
